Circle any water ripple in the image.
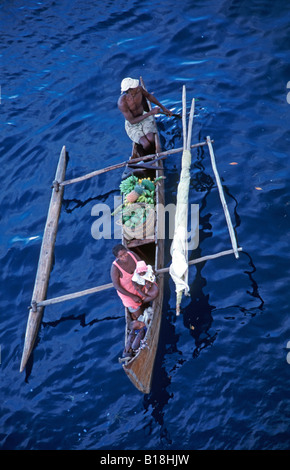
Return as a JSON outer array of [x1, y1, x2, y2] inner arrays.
[[0, 0, 289, 451]]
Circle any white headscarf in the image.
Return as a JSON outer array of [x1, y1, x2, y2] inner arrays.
[[121, 77, 139, 93]]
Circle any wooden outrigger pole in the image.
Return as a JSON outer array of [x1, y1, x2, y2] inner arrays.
[[20, 146, 67, 373], [206, 136, 240, 259]]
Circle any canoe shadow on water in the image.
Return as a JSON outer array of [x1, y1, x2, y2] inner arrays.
[[184, 247, 264, 357], [62, 188, 119, 213], [137, 248, 264, 449]]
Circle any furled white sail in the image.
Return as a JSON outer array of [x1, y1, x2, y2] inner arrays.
[[170, 90, 195, 314]]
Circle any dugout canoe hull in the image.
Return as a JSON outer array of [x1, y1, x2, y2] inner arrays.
[[121, 77, 165, 394]]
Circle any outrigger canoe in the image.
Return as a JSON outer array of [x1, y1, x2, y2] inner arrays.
[[119, 77, 165, 394], [20, 75, 241, 397]]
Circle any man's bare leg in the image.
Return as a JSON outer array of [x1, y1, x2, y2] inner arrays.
[[139, 132, 155, 154]]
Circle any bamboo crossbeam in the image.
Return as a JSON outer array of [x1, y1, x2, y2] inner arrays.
[[206, 136, 240, 259], [156, 247, 243, 274], [60, 141, 213, 187], [36, 282, 114, 308], [31, 247, 243, 309], [20, 146, 67, 372]]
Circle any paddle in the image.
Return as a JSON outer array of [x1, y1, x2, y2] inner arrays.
[[128, 154, 167, 169], [159, 99, 200, 119], [159, 111, 181, 119]]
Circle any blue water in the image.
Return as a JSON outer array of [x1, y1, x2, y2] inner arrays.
[[1, 0, 290, 451]]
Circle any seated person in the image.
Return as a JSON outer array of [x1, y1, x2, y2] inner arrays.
[[111, 244, 143, 319]]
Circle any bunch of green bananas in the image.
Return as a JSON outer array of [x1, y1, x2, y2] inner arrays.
[[119, 175, 139, 195], [137, 189, 155, 205]]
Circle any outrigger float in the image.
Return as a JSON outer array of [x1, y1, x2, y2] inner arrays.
[[20, 78, 242, 394]]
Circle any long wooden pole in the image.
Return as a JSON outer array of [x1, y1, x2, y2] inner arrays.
[[27, 247, 243, 310], [36, 282, 114, 307], [20, 146, 67, 373], [206, 136, 240, 259], [60, 141, 213, 187], [157, 247, 243, 274]]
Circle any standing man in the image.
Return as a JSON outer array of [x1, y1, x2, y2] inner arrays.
[[118, 77, 172, 155]]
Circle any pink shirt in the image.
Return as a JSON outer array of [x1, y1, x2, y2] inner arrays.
[[113, 252, 141, 309]]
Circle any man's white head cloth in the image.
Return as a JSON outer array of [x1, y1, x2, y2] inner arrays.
[[121, 77, 139, 93]]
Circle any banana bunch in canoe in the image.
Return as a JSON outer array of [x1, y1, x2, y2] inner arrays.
[[119, 175, 163, 205], [119, 175, 162, 229]]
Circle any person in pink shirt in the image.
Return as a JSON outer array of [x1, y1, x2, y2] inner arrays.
[[111, 244, 158, 357], [111, 244, 144, 317]]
